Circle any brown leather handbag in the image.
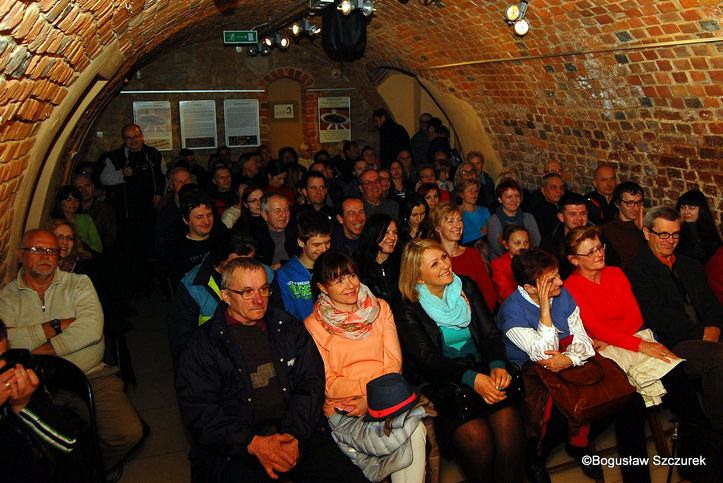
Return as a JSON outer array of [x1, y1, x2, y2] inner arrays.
[[532, 353, 635, 426]]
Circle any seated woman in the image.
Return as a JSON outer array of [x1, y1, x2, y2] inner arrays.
[[457, 179, 491, 246], [354, 214, 401, 302], [491, 224, 529, 304], [430, 202, 498, 313], [49, 220, 95, 275], [675, 189, 721, 265], [304, 250, 426, 483], [498, 248, 650, 482], [563, 227, 715, 448], [417, 182, 442, 210], [486, 178, 541, 260], [394, 239, 524, 483], [398, 194, 428, 246], [50, 185, 103, 254], [388, 160, 411, 204], [264, 160, 295, 206]]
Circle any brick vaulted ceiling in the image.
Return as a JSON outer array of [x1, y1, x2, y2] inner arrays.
[[0, 0, 721, 279]]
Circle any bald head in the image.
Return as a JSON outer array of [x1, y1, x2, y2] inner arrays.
[[593, 165, 617, 198], [18, 229, 59, 281], [543, 160, 562, 175]]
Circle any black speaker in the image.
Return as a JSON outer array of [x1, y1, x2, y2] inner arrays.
[[322, 4, 367, 62]]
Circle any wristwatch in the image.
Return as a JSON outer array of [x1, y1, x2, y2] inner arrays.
[[50, 319, 62, 335]]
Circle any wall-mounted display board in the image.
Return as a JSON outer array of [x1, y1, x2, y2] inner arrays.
[[224, 99, 261, 147], [179, 100, 218, 149], [132, 101, 173, 151], [318, 97, 351, 143]]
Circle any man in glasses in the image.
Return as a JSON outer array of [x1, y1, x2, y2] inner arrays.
[[0, 229, 144, 474], [626, 206, 723, 437], [601, 181, 646, 267], [358, 169, 399, 220], [176, 257, 366, 482]]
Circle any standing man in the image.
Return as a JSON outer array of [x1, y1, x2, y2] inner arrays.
[[100, 124, 166, 295], [373, 108, 410, 167], [410, 113, 432, 166], [273, 212, 332, 320], [585, 164, 618, 226]]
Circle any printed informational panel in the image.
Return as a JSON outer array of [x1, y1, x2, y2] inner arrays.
[[224, 99, 261, 147], [179, 100, 218, 149], [318, 97, 351, 143], [132, 101, 173, 151]]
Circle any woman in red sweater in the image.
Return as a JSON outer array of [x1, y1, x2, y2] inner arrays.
[[563, 227, 709, 431], [429, 202, 498, 312], [491, 224, 529, 304]]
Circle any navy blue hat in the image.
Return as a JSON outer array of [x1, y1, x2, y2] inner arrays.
[[364, 373, 419, 422]]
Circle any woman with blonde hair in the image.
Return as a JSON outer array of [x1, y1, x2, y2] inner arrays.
[[394, 239, 524, 482], [429, 202, 497, 312]]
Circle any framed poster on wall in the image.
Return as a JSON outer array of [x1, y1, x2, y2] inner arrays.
[[132, 101, 173, 151], [179, 100, 218, 149], [224, 99, 261, 147], [318, 97, 351, 143], [273, 102, 297, 120]]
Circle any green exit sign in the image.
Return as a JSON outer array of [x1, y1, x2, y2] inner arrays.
[[223, 30, 258, 45]]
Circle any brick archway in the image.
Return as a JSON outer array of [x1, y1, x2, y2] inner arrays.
[[257, 68, 319, 151]]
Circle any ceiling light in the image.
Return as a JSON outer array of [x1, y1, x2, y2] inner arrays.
[[277, 33, 290, 49], [263, 36, 274, 47], [291, 22, 302, 36], [505, 5, 520, 22], [259, 42, 271, 55], [359, 0, 374, 16], [338, 0, 353, 15], [303, 18, 321, 36], [513, 18, 529, 36], [247, 44, 259, 56]]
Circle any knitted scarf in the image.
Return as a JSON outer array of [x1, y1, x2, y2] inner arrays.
[[314, 283, 381, 340], [417, 274, 471, 328]]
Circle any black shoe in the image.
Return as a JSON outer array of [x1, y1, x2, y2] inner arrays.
[[525, 439, 551, 483], [565, 443, 603, 480]]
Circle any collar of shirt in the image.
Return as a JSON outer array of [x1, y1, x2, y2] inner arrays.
[[654, 252, 676, 270]]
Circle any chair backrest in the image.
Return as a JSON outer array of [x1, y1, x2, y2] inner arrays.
[[33, 355, 104, 481]]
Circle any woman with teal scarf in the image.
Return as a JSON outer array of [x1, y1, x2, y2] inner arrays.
[[394, 239, 524, 483]]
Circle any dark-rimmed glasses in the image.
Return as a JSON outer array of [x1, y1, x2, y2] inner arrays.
[[224, 285, 272, 300], [575, 243, 606, 258], [648, 229, 680, 240], [20, 247, 59, 256]]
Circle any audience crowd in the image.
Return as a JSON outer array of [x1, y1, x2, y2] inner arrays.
[[1, 114, 721, 483]]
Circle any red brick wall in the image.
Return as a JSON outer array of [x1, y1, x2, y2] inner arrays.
[[0, 1, 721, 279]]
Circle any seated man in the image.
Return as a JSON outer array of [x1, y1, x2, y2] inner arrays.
[[585, 164, 617, 226], [168, 232, 269, 363], [295, 171, 335, 220], [0, 229, 143, 472], [626, 206, 723, 434], [540, 193, 620, 279], [175, 258, 366, 482], [529, 173, 566, 240], [602, 182, 646, 267], [359, 169, 399, 220], [250, 193, 299, 269], [272, 211, 331, 321], [168, 189, 221, 286], [331, 197, 366, 256], [208, 164, 236, 215], [154, 167, 193, 261]]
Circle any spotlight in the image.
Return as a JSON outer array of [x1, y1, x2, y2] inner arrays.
[[338, 0, 353, 15], [504, 1, 530, 37], [263, 36, 274, 48], [514, 18, 529, 36], [302, 18, 321, 36], [291, 22, 302, 36], [247, 44, 259, 57], [259, 42, 271, 55], [277, 33, 290, 49], [504, 4, 520, 22]]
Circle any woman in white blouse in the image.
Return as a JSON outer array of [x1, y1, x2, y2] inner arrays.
[[497, 248, 651, 483]]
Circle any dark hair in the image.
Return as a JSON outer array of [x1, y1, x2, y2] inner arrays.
[[336, 196, 363, 218], [502, 223, 529, 242], [302, 170, 327, 189], [612, 181, 644, 205], [356, 214, 397, 268], [496, 178, 522, 199], [373, 108, 390, 119], [216, 146, 231, 156], [361, 145, 375, 156], [266, 160, 288, 178], [121, 123, 141, 137], [180, 187, 213, 220], [239, 152, 259, 165], [179, 148, 194, 157], [313, 150, 331, 163], [558, 193, 588, 213], [212, 163, 231, 177], [311, 250, 358, 298], [676, 190, 721, 249], [278, 147, 298, 164], [417, 183, 440, 198], [400, 194, 429, 233], [50, 185, 83, 218], [209, 231, 256, 266], [242, 185, 264, 204], [297, 211, 332, 242], [511, 248, 559, 287], [0, 318, 6, 341], [342, 141, 358, 154]]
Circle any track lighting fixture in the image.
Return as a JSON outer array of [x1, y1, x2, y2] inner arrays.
[[337, 0, 374, 16], [504, 1, 530, 36]]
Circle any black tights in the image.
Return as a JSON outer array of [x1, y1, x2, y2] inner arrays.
[[452, 406, 525, 483]]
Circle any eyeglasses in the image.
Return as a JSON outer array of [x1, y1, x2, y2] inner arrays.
[[56, 235, 74, 241], [648, 229, 680, 240], [20, 247, 59, 256], [361, 180, 381, 187], [619, 200, 644, 207], [575, 243, 606, 258], [225, 285, 273, 300]]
